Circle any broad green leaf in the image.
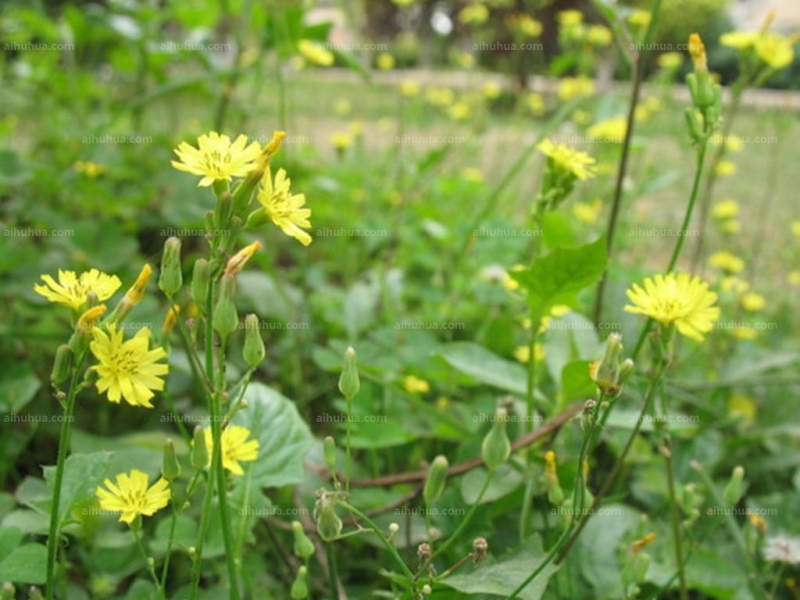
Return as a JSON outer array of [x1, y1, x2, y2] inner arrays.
[[438, 342, 528, 396], [233, 383, 313, 488], [0, 527, 22, 562], [237, 271, 302, 322], [343, 279, 379, 340], [541, 211, 576, 250], [0, 543, 47, 584], [43, 452, 113, 527], [442, 535, 559, 600], [560, 360, 595, 404], [0, 364, 41, 414], [461, 464, 524, 504], [511, 237, 608, 321]]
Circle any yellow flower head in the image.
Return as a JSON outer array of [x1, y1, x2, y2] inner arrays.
[[791, 221, 800, 237], [459, 3, 489, 25], [624, 272, 720, 342], [331, 132, 354, 151], [789, 270, 800, 286], [508, 14, 542, 38], [740, 292, 766, 312], [572, 199, 603, 224], [721, 220, 741, 234], [587, 25, 613, 47], [557, 10, 583, 27], [403, 375, 430, 394], [721, 31, 759, 50], [658, 52, 683, 70], [526, 93, 545, 117], [34, 269, 122, 311], [172, 132, 262, 187], [257, 168, 312, 246], [224, 242, 261, 276], [77, 305, 107, 334], [514, 344, 545, 364], [447, 102, 471, 121], [557, 77, 595, 101], [587, 116, 627, 143], [90, 325, 169, 408], [755, 33, 795, 69], [712, 200, 739, 219], [73, 160, 106, 178], [749, 513, 768, 534], [716, 160, 737, 177], [481, 81, 502, 100], [709, 250, 745, 273], [96, 469, 170, 524], [632, 533, 657, 553], [688, 33, 708, 71], [544, 450, 558, 481], [202, 425, 260, 476], [376, 52, 395, 70], [298, 40, 334, 66], [400, 80, 421, 97], [537, 139, 597, 181]]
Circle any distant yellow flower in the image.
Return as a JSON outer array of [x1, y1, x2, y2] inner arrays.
[[740, 292, 766, 312], [90, 325, 169, 409], [791, 221, 800, 237], [628, 10, 651, 27], [572, 199, 603, 224], [557, 10, 583, 26], [171, 132, 262, 187], [587, 25, 612, 46], [557, 77, 595, 101], [537, 139, 597, 181], [509, 14, 542, 37], [331, 132, 353, 151], [96, 469, 170, 524], [425, 87, 455, 107], [658, 52, 683, 70], [459, 3, 489, 25], [298, 40, 334, 66], [525, 94, 545, 117], [551, 305, 572, 317], [514, 344, 545, 363], [728, 393, 757, 424], [34, 269, 122, 311], [572, 109, 592, 125], [721, 220, 741, 234], [624, 272, 720, 341], [455, 51, 476, 69], [788, 270, 800, 286], [257, 168, 312, 246], [755, 33, 795, 69], [73, 160, 106, 178], [481, 81, 502, 99], [709, 251, 745, 273], [730, 327, 758, 340], [403, 375, 430, 393], [587, 116, 627, 143], [202, 425, 260, 476], [726, 135, 745, 152], [376, 52, 395, 70], [400, 80, 421, 97], [716, 160, 737, 176], [712, 200, 740, 219], [720, 31, 759, 50], [448, 102, 471, 121]]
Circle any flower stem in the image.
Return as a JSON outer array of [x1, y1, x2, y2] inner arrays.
[[132, 525, 163, 596]]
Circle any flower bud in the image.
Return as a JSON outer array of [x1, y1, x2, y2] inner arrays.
[[158, 237, 183, 297], [162, 306, 181, 338], [388, 523, 399, 538], [590, 333, 626, 395], [338, 346, 360, 400], [191, 426, 209, 470], [291, 521, 315, 560], [314, 492, 342, 542], [544, 451, 564, 505], [423, 455, 449, 506], [191, 258, 212, 313], [481, 408, 511, 470], [290, 566, 308, 599], [1, 583, 15, 600], [242, 314, 266, 367], [471, 537, 488, 562], [213, 274, 238, 338], [224, 242, 261, 276], [323, 436, 337, 473], [162, 438, 181, 482], [107, 265, 152, 324], [51, 344, 73, 385], [232, 131, 287, 215], [723, 466, 745, 506], [69, 305, 107, 355], [422, 584, 432, 595], [688, 33, 707, 72]]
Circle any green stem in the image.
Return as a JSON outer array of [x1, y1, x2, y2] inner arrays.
[[326, 544, 340, 599], [132, 525, 163, 596], [345, 395, 352, 494]]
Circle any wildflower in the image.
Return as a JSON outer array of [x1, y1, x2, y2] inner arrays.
[[34, 269, 121, 311], [728, 393, 757, 424], [740, 292, 766, 312], [763, 535, 800, 565], [508, 14, 542, 38], [201, 425, 259, 475], [688, 33, 708, 71], [790, 271, 800, 286], [709, 251, 745, 273], [791, 221, 800, 237], [297, 40, 334, 66], [572, 199, 603, 224], [624, 273, 720, 342], [448, 102, 471, 121], [721, 220, 741, 234], [587, 116, 627, 143], [162, 306, 180, 337], [628, 10, 651, 28], [755, 33, 795, 69], [171, 132, 262, 187], [720, 276, 749, 294], [716, 160, 737, 176], [720, 31, 760, 50], [749, 514, 768, 534], [525, 94, 545, 117], [658, 52, 683, 70], [587, 25, 612, 47], [556, 10, 583, 27], [403, 375, 430, 393], [459, 3, 489, 25], [730, 327, 758, 340], [90, 325, 169, 408], [632, 533, 657, 553], [224, 241, 261, 276], [376, 52, 395, 70], [537, 139, 597, 181], [73, 160, 106, 178], [425, 87, 454, 107], [400, 80, 421, 97], [513, 344, 545, 364], [713, 200, 739, 219], [331, 132, 353, 152], [255, 168, 312, 246], [96, 469, 170, 524], [557, 77, 594, 101], [481, 81, 501, 100], [572, 109, 592, 125]]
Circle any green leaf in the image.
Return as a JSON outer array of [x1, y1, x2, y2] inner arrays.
[[460, 464, 524, 504], [0, 364, 41, 414], [438, 342, 528, 396], [43, 452, 113, 527], [441, 535, 559, 600], [511, 238, 608, 321], [559, 360, 595, 405], [237, 271, 302, 322], [541, 211, 576, 250], [0, 543, 47, 584], [0, 527, 22, 562], [233, 383, 313, 488]]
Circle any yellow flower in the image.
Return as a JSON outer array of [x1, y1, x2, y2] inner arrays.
[[709, 251, 745, 273], [224, 241, 261, 276], [202, 425, 260, 476], [788, 270, 800, 286], [557, 10, 583, 26], [481, 81, 502, 99], [459, 3, 489, 25], [572, 109, 592, 125], [462, 167, 484, 183], [90, 325, 168, 408], [96, 469, 170, 524], [740, 292, 766, 312], [400, 80, 421, 97], [791, 221, 800, 237], [713, 200, 739, 219], [551, 305, 572, 317], [425, 87, 455, 107], [171, 132, 262, 187], [658, 52, 683, 70], [376, 52, 395, 70], [587, 116, 627, 143], [513, 344, 545, 364], [720, 31, 759, 50], [557, 77, 595, 101], [726, 135, 745, 152], [73, 160, 106, 178], [537, 139, 597, 181], [688, 33, 708, 71], [297, 40, 334, 66], [331, 132, 353, 151], [572, 199, 603, 224], [716, 160, 737, 176], [403, 375, 430, 393], [628, 10, 651, 27], [447, 102, 471, 121], [755, 33, 795, 69], [587, 25, 612, 46], [728, 393, 757, 424], [455, 51, 476, 69], [257, 168, 312, 246], [730, 327, 758, 340], [509, 14, 542, 37], [721, 220, 741, 234], [525, 94, 545, 117], [624, 272, 720, 341], [34, 269, 122, 311]]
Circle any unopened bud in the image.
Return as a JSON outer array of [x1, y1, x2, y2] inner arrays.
[[723, 466, 745, 506], [224, 242, 261, 276], [423, 455, 449, 506], [51, 344, 73, 385], [482, 408, 511, 470], [323, 436, 337, 473], [69, 305, 107, 355], [233, 131, 287, 215], [544, 451, 564, 505], [159, 237, 183, 297], [291, 521, 315, 560], [590, 333, 626, 395], [422, 584, 433, 595], [243, 314, 265, 367], [314, 493, 342, 542], [290, 566, 308, 599], [162, 438, 181, 482], [191, 258, 212, 313], [472, 537, 488, 562], [190, 426, 209, 470], [388, 523, 400, 537], [213, 274, 238, 338], [1, 583, 15, 600], [162, 305, 181, 337], [338, 346, 360, 400]]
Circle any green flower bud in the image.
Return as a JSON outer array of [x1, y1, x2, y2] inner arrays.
[[323, 436, 337, 473], [243, 314, 265, 367], [481, 408, 511, 470], [423, 455, 449, 506], [244, 207, 270, 230], [291, 521, 315, 560], [338, 346, 360, 400], [290, 566, 308, 599], [51, 344, 73, 385], [723, 466, 745, 506], [158, 237, 183, 297], [191, 258, 212, 313], [633, 552, 650, 583], [191, 426, 209, 470], [27, 586, 43, 600], [314, 492, 342, 542], [213, 274, 238, 338], [162, 438, 181, 482], [1, 583, 15, 600]]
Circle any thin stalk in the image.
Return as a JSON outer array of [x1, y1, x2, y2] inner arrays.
[[345, 395, 352, 494], [326, 544, 340, 600], [519, 314, 541, 541], [132, 525, 163, 596]]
